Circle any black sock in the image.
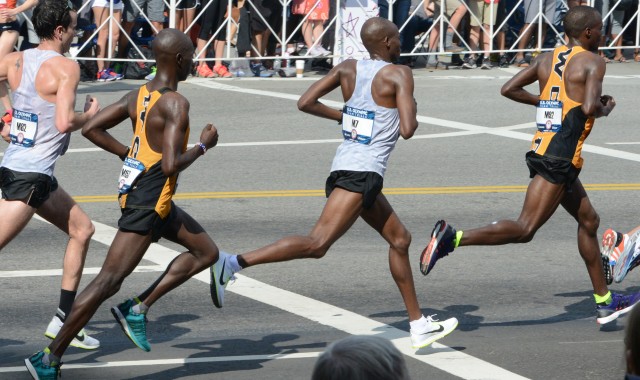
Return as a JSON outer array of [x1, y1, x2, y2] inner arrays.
[[58, 289, 76, 322], [237, 255, 249, 269]]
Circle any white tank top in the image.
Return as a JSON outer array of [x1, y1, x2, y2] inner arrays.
[[330, 60, 400, 177], [1, 48, 69, 177]]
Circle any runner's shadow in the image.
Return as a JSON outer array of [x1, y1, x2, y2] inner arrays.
[[123, 333, 324, 379], [76, 313, 198, 362]]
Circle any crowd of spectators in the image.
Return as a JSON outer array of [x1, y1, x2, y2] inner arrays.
[[1, 0, 639, 86]]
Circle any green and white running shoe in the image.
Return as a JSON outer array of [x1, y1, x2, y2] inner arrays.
[[111, 298, 150, 352]]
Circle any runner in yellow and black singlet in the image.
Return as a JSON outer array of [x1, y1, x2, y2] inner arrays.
[[117, 85, 189, 239], [420, 6, 640, 327], [526, 44, 595, 185], [26, 29, 222, 378]]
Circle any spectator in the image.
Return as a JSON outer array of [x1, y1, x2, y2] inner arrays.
[[92, 0, 124, 80], [175, 0, 198, 33], [626, 305, 640, 379], [607, 0, 629, 62], [0, 0, 38, 111], [311, 335, 411, 380], [462, 0, 499, 69], [430, 0, 467, 52], [195, 0, 236, 78], [292, 0, 330, 57], [378, 0, 411, 52], [248, 0, 281, 76], [401, 0, 434, 66], [117, 0, 165, 72], [513, 0, 556, 67]]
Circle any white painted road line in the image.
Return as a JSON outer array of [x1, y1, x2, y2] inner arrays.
[[0, 352, 323, 373]]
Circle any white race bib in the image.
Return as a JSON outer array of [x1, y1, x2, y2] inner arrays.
[[10, 109, 38, 147], [118, 157, 145, 194], [536, 100, 563, 133], [342, 105, 375, 144]]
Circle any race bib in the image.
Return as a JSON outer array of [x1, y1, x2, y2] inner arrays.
[[342, 105, 375, 144], [536, 100, 563, 133], [9, 109, 38, 147], [118, 157, 145, 194]]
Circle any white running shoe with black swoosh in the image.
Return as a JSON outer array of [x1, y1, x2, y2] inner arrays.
[[210, 251, 237, 308], [45, 315, 100, 350], [410, 315, 458, 349]]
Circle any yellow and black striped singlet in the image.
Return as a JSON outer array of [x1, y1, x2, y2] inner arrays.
[[531, 45, 595, 169], [118, 85, 189, 218]]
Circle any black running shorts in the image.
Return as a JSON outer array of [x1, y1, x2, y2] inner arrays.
[[325, 170, 383, 210], [118, 202, 178, 242], [0, 167, 58, 208], [525, 151, 580, 186]]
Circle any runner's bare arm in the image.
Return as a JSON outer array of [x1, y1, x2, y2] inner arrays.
[[582, 58, 615, 118], [161, 94, 218, 176], [297, 63, 346, 123], [82, 93, 131, 159], [501, 58, 542, 106], [394, 65, 418, 139], [56, 60, 99, 133]]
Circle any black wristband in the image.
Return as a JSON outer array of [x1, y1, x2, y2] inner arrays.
[[119, 146, 130, 161]]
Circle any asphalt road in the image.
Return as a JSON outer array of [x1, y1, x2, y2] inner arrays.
[[1, 62, 640, 380]]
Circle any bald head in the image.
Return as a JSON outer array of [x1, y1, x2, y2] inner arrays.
[[564, 6, 601, 39], [152, 28, 194, 58], [361, 17, 397, 52]]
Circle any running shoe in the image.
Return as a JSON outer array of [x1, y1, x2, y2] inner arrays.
[[44, 315, 100, 350], [601, 228, 626, 265], [196, 64, 217, 78], [602, 254, 613, 285], [613, 238, 640, 283], [410, 315, 458, 349], [25, 349, 61, 380], [96, 69, 116, 82], [250, 63, 274, 77], [213, 64, 233, 78], [420, 220, 457, 276], [111, 299, 150, 352], [461, 57, 477, 69], [210, 251, 237, 308], [596, 292, 640, 324], [107, 68, 123, 80]]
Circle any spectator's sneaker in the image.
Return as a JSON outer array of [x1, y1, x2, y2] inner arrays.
[[145, 66, 157, 81], [25, 349, 61, 380], [308, 46, 330, 57], [613, 237, 640, 283], [480, 61, 493, 70], [233, 68, 247, 77], [107, 68, 123, 80], [426, 61, 449, 70], [499, 54, 510, 67], [44, 315, 100, 350], [461, 58, 477, 69], [596, 292, 640, 324], [420, 220, 456, 276], [250, 63, 274, 77], [96, 69, 116, 82], [601, 228, 625, 265], [196, 64, 217, 78], [410, 316, 458, 349], [111, 299, 150, 352], [602, 254, 613, 285], [213, 64, 233, 78], [210, 251, 237, 308]]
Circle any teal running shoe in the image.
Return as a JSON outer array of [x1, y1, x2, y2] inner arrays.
[[111, 299, 151, 352], [24, 349, 61, 380]]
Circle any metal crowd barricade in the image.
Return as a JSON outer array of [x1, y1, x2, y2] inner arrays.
[[16, 0, 640, 66]]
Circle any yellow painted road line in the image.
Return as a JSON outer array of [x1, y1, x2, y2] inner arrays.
[[71, 184, 640, 203]]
